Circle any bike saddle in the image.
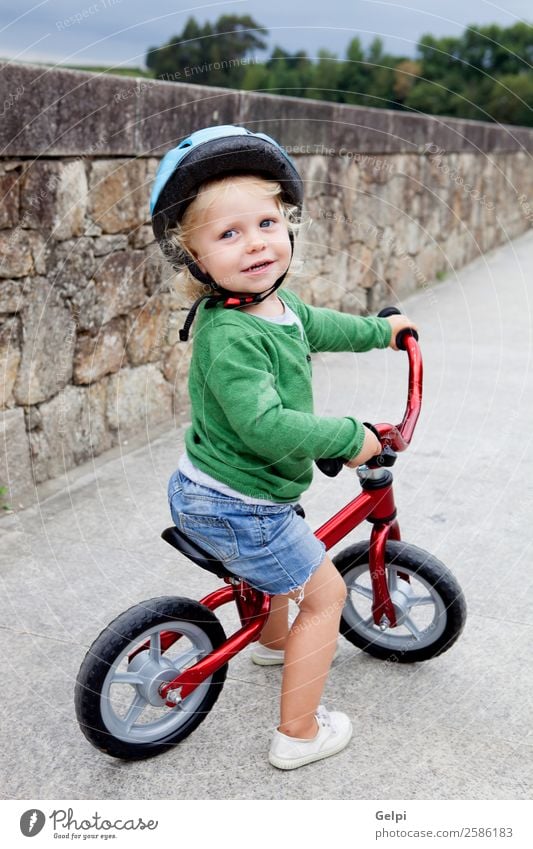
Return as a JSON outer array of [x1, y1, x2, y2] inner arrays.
[[161, 503, 306, 581], [161, 526, 235, 580]]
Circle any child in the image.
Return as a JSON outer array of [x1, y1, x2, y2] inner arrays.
[[150, 126, 417, 770]]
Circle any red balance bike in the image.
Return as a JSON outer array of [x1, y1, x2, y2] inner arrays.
[[75, 307, 466, 759]]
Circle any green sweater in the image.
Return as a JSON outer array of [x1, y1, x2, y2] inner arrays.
[[184, 288, 392, 503]]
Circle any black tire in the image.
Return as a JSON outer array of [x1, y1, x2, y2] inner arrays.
[[75, 597, 228, 759], [335, 540, 466, 662]]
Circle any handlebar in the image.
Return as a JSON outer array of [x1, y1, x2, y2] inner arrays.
[[315, 306, 423, 477]]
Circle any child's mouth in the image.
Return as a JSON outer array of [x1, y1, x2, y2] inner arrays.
[[242, 260, 274, 275]]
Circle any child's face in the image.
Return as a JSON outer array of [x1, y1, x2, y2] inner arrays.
[[187, 179, 292, 293]]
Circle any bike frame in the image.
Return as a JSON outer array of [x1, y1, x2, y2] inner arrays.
[[158, 335, 422, 706]]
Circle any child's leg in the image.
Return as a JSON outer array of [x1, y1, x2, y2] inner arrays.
[[258, 595, 289, 649], [279, 555, 347, 739]]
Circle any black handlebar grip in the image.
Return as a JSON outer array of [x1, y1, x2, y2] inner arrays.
[[378, 306, 402, 318], [378, 305, 419, 351], [315, 457, 345, 477], [395, 327, 419, 350]]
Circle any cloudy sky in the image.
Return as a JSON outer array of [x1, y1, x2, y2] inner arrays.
[[0, 0, 530, 68]]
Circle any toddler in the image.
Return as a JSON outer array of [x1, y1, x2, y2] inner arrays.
[[150, 125, 417, 769]]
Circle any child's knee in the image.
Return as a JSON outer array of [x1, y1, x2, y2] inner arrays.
[[298, 557, 346, 613]]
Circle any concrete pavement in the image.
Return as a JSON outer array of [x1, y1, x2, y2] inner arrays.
[[1, 231, 532, 800]]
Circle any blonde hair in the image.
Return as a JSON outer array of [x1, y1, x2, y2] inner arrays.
[[165, 173, 301, 300]]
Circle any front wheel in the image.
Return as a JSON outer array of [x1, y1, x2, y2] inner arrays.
[[75, 597, 228, 759], [335, 541, 466, 662]]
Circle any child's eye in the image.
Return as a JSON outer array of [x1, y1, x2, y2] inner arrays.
[[260, 218, 276, 228], [220, 229, 237, 239]]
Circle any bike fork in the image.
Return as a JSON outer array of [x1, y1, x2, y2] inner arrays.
[[360, 467, 406, 630], [369, 520, 401, 629]]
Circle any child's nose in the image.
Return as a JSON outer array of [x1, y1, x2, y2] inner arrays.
[[246, 235, 266, 251]]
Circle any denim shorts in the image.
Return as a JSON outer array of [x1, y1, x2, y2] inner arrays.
[[167, 469, 326, 596]]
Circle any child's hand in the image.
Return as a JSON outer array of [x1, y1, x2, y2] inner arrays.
[[344, 426, 381, 468], [385, 315, 418, 351]]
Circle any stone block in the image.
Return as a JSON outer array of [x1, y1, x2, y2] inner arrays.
[[88, 159, 148, 234], [413, 245, 441, 285], [27, 382, 111, 483], [346, 244, 375, 289], [46, 237, 96, 296], [0, 315, 21, 407], [131, 224, 155, 249], [14, 278, 76, 404], [163, 310, 187, 348], [143, 242, 165, 295], [93, 234, 128, 256], [0, 171, 20, 229], [0, 279, 25, 313], [73, 317, 126, 385], [126, 298, 167, 365], [0, 229, 34, 278], [72, 251, 146, 331], [20, 159, 87, 239], [0, 408, 34, 510], [106, 364, 172, 437], [384, 255, 418, 300]]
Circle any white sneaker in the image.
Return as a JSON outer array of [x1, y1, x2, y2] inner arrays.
[[251, 644, 286, 666], [268, 706, 353, 770], [252, 643, 340, 667]]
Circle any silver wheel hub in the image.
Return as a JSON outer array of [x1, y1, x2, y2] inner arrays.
[[389, 578, 416, 626], [127, 651, 177, 706]]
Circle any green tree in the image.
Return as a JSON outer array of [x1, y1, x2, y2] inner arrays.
[[485, 73, 533, 126], [409, 22, 533, 123], [338, 37, 367, 104], [266, 47, 313, 97], [146, 15, 267, 88], [364, 38, 397, 106], [307, 50, 342, 101]]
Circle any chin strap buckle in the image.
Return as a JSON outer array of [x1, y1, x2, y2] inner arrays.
[[224, 296, 255, 308]]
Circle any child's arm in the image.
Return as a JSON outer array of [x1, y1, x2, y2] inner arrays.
[[284, 291, 391, 353], [344, 426, 381, 467], [283, 291, 417, 354]]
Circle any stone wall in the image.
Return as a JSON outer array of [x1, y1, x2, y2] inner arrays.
[[1, 63, 532, 510]]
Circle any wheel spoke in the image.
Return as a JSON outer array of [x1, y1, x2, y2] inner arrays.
[[388, 570, 398, 592], [409, 594, 434, 607], [149, 633, 161, 660], [112, 672, 145, 686], [403, 616, 422, 640], [123, 693, 149, 730], [175, 646, 204, 669], [350, 583, 374, 600]]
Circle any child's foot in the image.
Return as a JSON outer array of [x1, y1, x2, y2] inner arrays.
[[251, 643, 286, 665], [252, 643, 340, 666], [268, 706, 352, 770]]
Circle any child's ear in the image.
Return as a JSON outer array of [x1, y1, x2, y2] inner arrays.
[[187, 247, 207, 274], [195, 258, 208, 274]]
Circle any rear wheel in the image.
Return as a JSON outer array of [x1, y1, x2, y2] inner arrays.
[[335, 541, 466, 662], [75, 597, 228, 759]]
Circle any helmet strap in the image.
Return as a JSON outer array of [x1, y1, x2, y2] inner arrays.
[[178, 274, 287, 342]]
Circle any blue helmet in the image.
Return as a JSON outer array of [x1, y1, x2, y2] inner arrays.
[[150, 125, 303, 285]]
